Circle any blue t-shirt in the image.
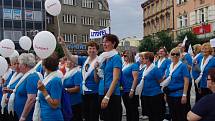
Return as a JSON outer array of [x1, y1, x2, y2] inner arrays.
[[78, 56, 98, 94], [7, 74, 23, 98], [182, 53, 193, 66], [122, 63, 138, 92], [39, 77, 63, 121], [100, 54, 122, 96], [192, 53, 204, 80], [36, 64, 45, 76], [197, 57, 215, 88], [141, 67, 163, 96], [166, 63, 190, 97], [14, 72, 39, 121], [63, 71, 82, 105], [191, 93, 215, 121], [98, 79, 104, 95], [156, 58, 171, 77]]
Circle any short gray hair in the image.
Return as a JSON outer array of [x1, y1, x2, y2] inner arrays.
[[10, 56, 19, 64], [18, 53, 36, 68]]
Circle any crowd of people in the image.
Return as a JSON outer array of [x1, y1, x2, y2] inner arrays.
[[0, 34, 214, 121]]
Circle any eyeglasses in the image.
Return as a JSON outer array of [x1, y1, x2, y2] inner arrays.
[[85, 64, 90, 72], [171, 53, 180, 57], [123, 55, 128, 57]]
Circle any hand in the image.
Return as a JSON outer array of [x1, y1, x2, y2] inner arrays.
[[57, 36, 66, 46], [101, 97, 109, 109], [37, 80, 46, 92], [129, 91, 134, 98], [181, 96, 187, 104]]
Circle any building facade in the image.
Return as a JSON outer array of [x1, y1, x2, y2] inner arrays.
[[118, 37, 140, 53], [174, 0, 215, 40], [142, 0, 174, 37], [47, 0, 110, 54], [0, 0, 46, 49]]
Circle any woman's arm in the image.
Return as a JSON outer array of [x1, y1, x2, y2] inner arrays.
[[187, 111, 202, 121], [41, 89, 61, 109], [101, 68, 120, 109], [66, 86, 80, 93], [58, 36, 78, 64], [181, 76, 189, 104], [129, 71, 138, 98], [19, 94, 36, 121]]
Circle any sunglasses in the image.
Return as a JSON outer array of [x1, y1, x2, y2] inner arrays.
[[171, 53, 180, 57], [85, 64, 90, 72], [123, 55, 128, 57]]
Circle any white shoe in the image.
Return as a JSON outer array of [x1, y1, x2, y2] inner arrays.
[[139, 115, 149, 119], [163, 119, 169, 121]]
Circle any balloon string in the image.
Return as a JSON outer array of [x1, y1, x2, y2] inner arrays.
[[57, 16, 61, 36]]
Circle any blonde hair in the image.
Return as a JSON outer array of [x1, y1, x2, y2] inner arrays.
[[18, 53, 36, 68], [202, 42, 213, 54], [170, 47, 180, 54], [193, 44, 202, 54]]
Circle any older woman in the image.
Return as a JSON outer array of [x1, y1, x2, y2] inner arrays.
[[8, 53, 41, 121], [136, 52, 164, 121], [195, 43, 215, 101], [58, 36, 100, 121], [94, 34, 122, 121], [121, 50, 139, 121], [37, 52, 63, 121], [63, 59, 82, 121], [161, 47, 190, 121], [187, 68, 215, 121], [191, 44, 203, 101], [2, 55, 23, 121]]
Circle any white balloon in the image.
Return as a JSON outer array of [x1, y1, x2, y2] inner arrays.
[[0, 39, 15, 57], [0, 56, 8, 76], [45, 0, 61, 16], [210, 38, 215, 47], [19, 36, 32, 51], [33, 31, 56, 59], [10, 50, 19, 58]]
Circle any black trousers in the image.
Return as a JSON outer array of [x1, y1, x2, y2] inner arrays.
[[82, 94, 99, 121], [99, 95, 121, 121], [166, 96, 188, 121], [195, 87, 212, 102], [122, 93, 139, 121], [71, 103, 83, 121], [186, 82, 192, 111], [141, 94, 165, 121], [0, 108, 18, 121]]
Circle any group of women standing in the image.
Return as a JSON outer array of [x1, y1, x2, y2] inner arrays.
[[0, 33, 214, 121]]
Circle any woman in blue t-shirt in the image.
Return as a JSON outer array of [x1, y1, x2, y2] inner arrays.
[[63, 59, 82, 121], [37, 53, 63, 121], [138, 52, 164, 121], [58, 36, 100, 121], [162, 47, 190, 121], [194, 43, 215, 101], [121, 50, 139, 121]]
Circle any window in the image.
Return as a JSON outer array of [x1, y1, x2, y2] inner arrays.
[[25, 0, 33, 9], [166, 14, 170, 28], [82, 0, 94, 8], [13, 20, 22, 28], [13, 0, 21, 8], [178, 15, 188, 28], [184, 15, 188, 27], [177, 0, 187, 5], [26, 22, 33, 29], [4, 21, 12, 28], [82, 34, 89, 43], [99, 19, 110, 27], [46, 16, 54, 24], [4, 0, 12, 6], [34, 1, 42, 9], [35, 22, 42, 30], [199, 8, 204, 23], [64, 34, 77, 43], [81, 16, 94, 25], [98, 2, 103, 10], [63, 0, 76, 6], [63, 14, 77, 24], [200, 0, 205, 4]]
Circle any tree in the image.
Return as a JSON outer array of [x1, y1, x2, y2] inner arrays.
[[156, 31, 173, 52], [139, 36, 154, 52]]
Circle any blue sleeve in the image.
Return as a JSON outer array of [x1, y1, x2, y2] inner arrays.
[[50, 78, 62, 99], [132, 63, 138, 72], [74, 72, 82, 86], [191, 95, 211, 117], [185, 54, 193, 66], [112, 55, 122, 69], [78, 56, 87, 66], [26, 73, 39, 94], [182, 64, 190, 78], [155, 68, 163, 81]]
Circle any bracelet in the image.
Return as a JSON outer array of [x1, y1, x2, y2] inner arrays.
[[20, 116, 26, 120], [182, 93, 187, 96], [45, 95, 51, 100], [130, 89, 134, 92], [104, 96, 110, 100], [65, 88, 68, 91]]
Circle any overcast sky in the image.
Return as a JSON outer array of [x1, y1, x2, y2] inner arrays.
[[109, 0, 145, 39]]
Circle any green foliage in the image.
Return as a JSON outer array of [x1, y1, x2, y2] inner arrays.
[[55, 43, 65, 58], [176, 31, 201, 46], [139, 36, 154, 52], [156, 31, 173, 52]]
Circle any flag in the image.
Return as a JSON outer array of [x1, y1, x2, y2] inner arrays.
[[182, 36, 188, 47]]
